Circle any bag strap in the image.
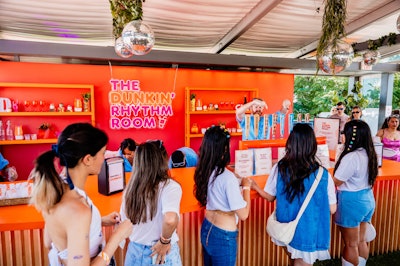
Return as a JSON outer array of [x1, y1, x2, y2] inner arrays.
[[293, 166, 323, 222]]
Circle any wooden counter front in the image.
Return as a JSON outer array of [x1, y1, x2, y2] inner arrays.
[[1, 160, 400, 266]]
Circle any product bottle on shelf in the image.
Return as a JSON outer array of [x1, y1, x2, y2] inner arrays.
[[6, 120, 14, 140], [0, 120, 5, 140]]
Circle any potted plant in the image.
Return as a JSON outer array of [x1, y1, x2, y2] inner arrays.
[[38, 123, 51, 139], [82, 92, 91, 112]]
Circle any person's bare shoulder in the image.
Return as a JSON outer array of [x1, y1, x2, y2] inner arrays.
[[57, 191, 91, 225]]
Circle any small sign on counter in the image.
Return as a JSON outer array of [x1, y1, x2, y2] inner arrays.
[[98, 157, 125, 195]]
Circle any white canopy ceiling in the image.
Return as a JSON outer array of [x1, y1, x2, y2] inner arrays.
[[0, 0, 399, 74]]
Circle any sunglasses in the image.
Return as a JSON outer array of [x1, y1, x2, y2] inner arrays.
[[352, 111, 360, 114], [172, 161, 186, 168], [337, 108, 344, 110]]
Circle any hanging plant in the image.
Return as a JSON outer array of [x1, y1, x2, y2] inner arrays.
[[316, 0, 347, 56], [109, 0, 144, 38], [316, 0, 353, 74]]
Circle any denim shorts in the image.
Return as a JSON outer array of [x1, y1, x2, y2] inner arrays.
[[200, 218, 239, 266], [335, 188, 375, 228], [124, 240, 182, 266]]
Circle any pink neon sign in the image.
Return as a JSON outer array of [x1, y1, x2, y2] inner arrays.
[[108, 79, 175, 129]]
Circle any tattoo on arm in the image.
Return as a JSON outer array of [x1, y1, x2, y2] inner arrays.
[[73, 255, 83, 260]]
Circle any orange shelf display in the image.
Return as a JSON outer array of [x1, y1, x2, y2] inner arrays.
[[0, 82, 95, 179], [185, 87, 258, 148]]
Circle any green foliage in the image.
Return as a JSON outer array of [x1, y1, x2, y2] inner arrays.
[[394, 73, 400, 110], [294, 76, 348, 117], [294, 73, 400, 116], [316, 0, 347, 55], [345, 81, 369, 110], [109, 0, 144, 38]]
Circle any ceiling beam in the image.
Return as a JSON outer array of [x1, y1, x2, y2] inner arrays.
[[209, 0, 284, 54], [290, 0, 400, 59], [0, 39, 398, 76]]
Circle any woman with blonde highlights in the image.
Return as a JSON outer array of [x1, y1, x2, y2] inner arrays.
[[30, 123, 132, 266]]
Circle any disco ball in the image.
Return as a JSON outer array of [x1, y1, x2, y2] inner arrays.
[[363, 50, 380, 66], [317, 40, 354, 74], [114, 37, 133, 58], [122, 20, 155, 55], [397, 14, 400, 32]]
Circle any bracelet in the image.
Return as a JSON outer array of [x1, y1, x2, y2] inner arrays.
[[159, 235, 171, 245], [98, 251, 110, 265], [160, 235, 171, 242], [242, 186, 250, 191]]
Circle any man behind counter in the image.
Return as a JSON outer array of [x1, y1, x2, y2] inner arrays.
[[236, 98, 268, 140]]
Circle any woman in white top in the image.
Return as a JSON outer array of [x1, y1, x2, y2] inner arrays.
[[121, 140, 182, 265], [194, 126, 251, 266], [334, 120, 378, 266], [30, 123, 132, 266]]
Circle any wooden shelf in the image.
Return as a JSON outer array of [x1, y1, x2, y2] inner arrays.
[[0, 112, 94, 117], [188, 110, 236, 115], [185, 87, 258, 147], [0, 139, 57, 145], [189, 132, 243, 138]]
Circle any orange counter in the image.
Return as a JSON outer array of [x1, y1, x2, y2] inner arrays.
[[1, 160, 400, 266]]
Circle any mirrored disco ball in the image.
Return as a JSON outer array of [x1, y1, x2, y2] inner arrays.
[[114, 37, 133, 58], [122, 20, 155, 55], [317, 40, 354, 74], [363, 50, 380, 66], [397, 14, 400, 32]]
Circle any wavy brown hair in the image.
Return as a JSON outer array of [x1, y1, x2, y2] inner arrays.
[[123, 140, 170, 224]]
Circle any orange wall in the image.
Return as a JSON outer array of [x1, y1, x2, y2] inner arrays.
[[0, 62, 294, 179]]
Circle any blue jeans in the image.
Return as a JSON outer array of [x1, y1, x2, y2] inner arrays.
[[200, 218, 238, 266], [124, 241, 182, 266]]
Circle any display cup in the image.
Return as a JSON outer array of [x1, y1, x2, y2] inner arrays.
[[201, 128, 206, 134], [30, 134, 37, 140], [24, 134, 30, 140]]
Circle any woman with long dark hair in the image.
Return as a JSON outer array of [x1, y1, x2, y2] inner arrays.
[[252, 123, 336, 266], [30, 123, 133, 266], [194, 126, 251, 266], [121, 140, 182, 265], [334, 120, 378, 266]]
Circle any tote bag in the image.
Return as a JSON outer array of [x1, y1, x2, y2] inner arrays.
[[266, 167, 323, 245]]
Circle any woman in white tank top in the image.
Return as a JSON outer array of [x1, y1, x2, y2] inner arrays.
[[30, 123, 133, 266]]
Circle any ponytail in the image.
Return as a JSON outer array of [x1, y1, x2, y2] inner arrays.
[[30, 150, 65, 213]]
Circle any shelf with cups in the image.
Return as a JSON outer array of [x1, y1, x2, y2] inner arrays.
[[185, 87, 258, 149], [0, 82, 95, 179], [0, 112, 94, 117], [0, 139, 57, 145], [188, 132, 243, 138], [188, 110, 237, 115]]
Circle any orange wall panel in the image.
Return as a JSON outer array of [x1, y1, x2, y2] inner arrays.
[[0, 62, 293, 179]]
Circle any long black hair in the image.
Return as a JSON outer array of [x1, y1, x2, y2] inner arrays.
[[334, 120, 378, 186], [278, 123, 320, 202], [194, 126, 230, 206]]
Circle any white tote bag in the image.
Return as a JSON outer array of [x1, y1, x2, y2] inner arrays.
[[266, 167, 323, 245]]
